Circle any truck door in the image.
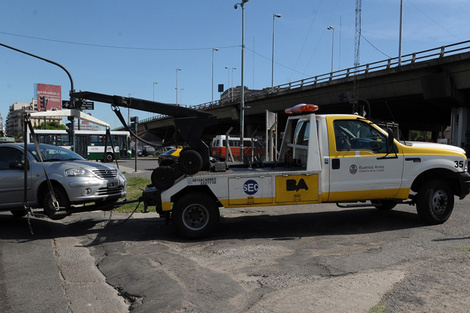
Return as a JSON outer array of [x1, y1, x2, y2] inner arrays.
[[327, 117, 404, 202]]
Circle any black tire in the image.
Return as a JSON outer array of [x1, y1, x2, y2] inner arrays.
[[416, 179, 454, 225], [42, 185, 70, 219], [10, 209, 28, 217], [172, 193, 220, 238], [159, 159, 175, 167], [103, 153, 114, 163], [179, 149, 203, 175], [372, 200, 397, 211], [151, 166, 175, 190]]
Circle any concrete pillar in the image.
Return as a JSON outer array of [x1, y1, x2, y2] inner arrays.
[[450, 107, 469, 149]]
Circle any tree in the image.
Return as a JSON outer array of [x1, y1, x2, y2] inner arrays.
[[35, 121, 66, 130]]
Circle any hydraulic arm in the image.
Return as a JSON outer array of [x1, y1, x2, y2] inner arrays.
[[72, 91, 217, 171]]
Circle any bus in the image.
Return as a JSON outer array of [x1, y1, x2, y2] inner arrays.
[[210, 135, 264, 161], [27, 129, 131, 162]]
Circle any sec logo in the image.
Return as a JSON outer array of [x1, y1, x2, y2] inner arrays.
[[243, 180, 259, 195]]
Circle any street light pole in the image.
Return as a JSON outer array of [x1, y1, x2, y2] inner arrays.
[[153, 82, 158, 102], [235, 0, 248, 161], [231, 67, 237, 100], [176, 68, 181, 105], [225, 66, 231, 100], [271, 13, 281, 91], [152, 82, 158, 118], [398, 0, 403, 66], [327, 26, 335, 73], [212, 48, 218, 103]]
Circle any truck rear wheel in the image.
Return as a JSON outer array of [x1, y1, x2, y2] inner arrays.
[[172, 193, 220, 238], [416, 179, 454, 225]]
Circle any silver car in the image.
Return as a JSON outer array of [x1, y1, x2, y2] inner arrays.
[[0, 143, 127, 218]]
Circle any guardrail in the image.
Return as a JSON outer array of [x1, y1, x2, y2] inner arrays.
[[140, 40, 470, 124]]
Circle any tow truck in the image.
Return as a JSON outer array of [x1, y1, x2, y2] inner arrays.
[[73, 92, 470, 238]]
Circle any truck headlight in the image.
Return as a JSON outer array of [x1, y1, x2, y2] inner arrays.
[[65, 168, 93, 177]]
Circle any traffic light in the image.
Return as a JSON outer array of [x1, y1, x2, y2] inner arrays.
[[39, 96, 48, 110], [66, 116, 74, 136], [130, 116, 139, 131]]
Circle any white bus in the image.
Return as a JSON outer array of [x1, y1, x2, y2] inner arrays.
[[27, 129, 131, 162]]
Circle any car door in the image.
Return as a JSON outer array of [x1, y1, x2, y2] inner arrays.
[[0, 146, 30, 209], [327, 117, 404, 202]]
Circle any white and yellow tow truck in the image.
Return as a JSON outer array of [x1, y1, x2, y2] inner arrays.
[[71, 92, 470, 238], [140, 104, 470, 237]]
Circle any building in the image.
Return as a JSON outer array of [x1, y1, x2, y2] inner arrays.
[[5, 99, 61, 138]]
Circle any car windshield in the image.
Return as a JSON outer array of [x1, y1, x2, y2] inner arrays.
[[28, 145, 85, 162]]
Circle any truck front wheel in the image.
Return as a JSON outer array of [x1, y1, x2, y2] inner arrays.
[[172, 193, 220, 238], [416, 179, 454, 225]]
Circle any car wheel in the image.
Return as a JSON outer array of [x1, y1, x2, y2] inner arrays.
[[172, 192, 220, 238], [416, 179, 454, 225], [42, 185, 70, 219]]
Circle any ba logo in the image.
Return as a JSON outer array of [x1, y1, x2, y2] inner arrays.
[[286, 179, 309, 192], [349, 164, 358, 175], [243, 180, 259, 195]]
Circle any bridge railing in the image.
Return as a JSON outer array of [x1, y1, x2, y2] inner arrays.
[[140, 40, 470, 124]]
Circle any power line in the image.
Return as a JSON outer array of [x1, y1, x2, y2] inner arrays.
[[0, 31, 239, 51], [405, 0, 460, 41], [361, 35, 391, 59]]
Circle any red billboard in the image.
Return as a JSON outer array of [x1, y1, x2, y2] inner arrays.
[[35, 83, 61, 111]]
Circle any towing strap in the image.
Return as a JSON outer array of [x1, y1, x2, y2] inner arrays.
[[25, 118, 60, 213]]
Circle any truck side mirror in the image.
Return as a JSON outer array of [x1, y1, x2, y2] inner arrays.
[[386, 128, 395, 153]]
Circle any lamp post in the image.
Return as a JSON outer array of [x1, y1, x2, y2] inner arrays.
[[398, 0, 403, 66], [212, 48, 218, 103], [225, 66, 231, 100], [152, 82, 158, 118], [153, 82, 158, 102], [176, 68, 181, 105], [231, 67, 237, 100], [234, 0, 248, 161], [271, 13, 281, 91], [327, 26, 335, 73]]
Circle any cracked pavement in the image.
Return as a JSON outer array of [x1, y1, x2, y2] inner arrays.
[[2, 199, 470, 312]]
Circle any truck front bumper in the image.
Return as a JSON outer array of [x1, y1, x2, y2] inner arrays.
[[457, 172, 470, 199]]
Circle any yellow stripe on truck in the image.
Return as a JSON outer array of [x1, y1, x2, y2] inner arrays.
[[324, 188, 410, 202]]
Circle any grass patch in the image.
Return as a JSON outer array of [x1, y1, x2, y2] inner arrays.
[[368, 300, 386, 313], [115, 176, 151, 213], [456, 247, 470, 252]]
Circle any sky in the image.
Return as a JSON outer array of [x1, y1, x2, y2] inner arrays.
[[1, 0, 469, 129]]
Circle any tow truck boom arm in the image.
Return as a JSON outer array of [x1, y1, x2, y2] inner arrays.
[[72, 91, 217, 170]]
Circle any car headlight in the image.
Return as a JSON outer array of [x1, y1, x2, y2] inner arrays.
[[65, 168, 93, 177]]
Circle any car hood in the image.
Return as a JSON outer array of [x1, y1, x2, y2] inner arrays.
[[400, 141, 466, 155], [40, 159, 122, 175]]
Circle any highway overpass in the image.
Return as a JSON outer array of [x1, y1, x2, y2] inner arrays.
[[131, 41, 470, 151]]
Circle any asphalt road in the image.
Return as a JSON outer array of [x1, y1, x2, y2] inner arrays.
[[2, 188, 470, 312]]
